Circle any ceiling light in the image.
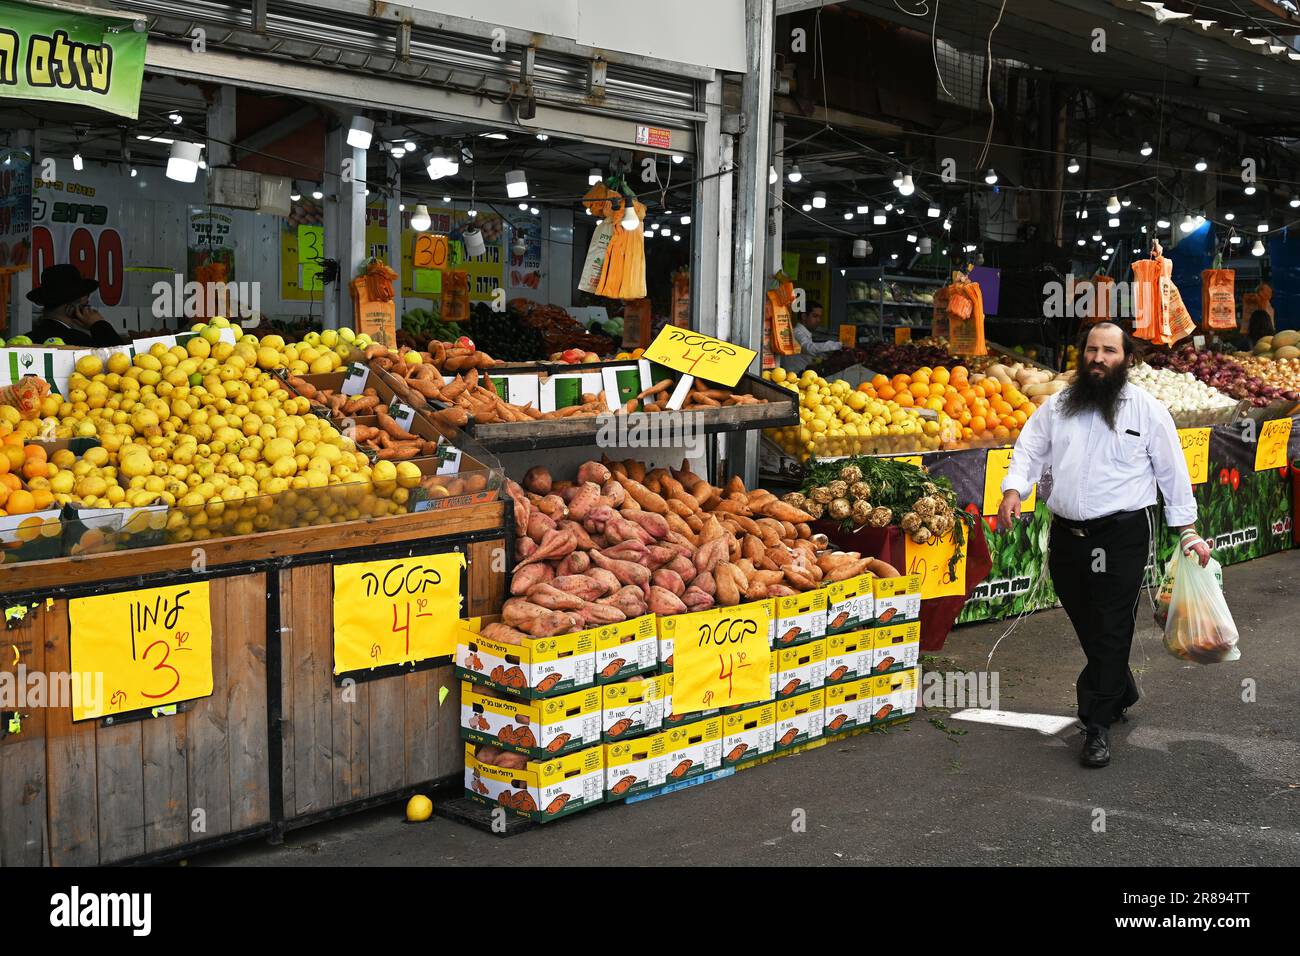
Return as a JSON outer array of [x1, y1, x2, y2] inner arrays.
[[480, 132, 508, 140], [1121, 198, 1132, 208], [899, 173, 915, 196], [165, 141, 203, 183], [530, 207, 539, 216], [291, 190, 301, 202], [1139, 141, 1153, 157], [347, 116, 374, 150], [906, 232, 918, 243], [927, 204, 940, 218], [518, 202, 529, 211], [467, 208, 478, 218], [816, 255, 827, 264], [1106, 246, 1114, 254], [852, 239, 869, 258], [136, 134, 175, 145], [812, 191, 826, 209], [769, 166, 777, 185], [312, 188, 323, 200], [671, 154, 684, 164], [891, 253, 899, 260], [1101, 253, 1110, 261], [1225, 211, 1235, 220], [1107, 195, 1121, 214], [673, 234, 681, 242], [787, 164, 802, 183], [1291, 194, 1300, 209], [984, 168, 998, 185], [198, 158, 207, 170], [621, 205, 639, 231], [873, 212, 887, 225], [1156, 217, 1170, 229], [404, 141, 417, 152], [168, 111, 183, 125], [1066, 157, 1080, 174], [1195, 214, 1205, 227], [390, 146, 407, 159], [1257, 221, 1269, 233], [680, 214, 691, 225], [505, 169, 529, 198], [1253, 239, 1265, 256], [464, 228, 486, 257], [857, 205, 870, 215], [410, 204, 431, 231], [442, 194, 451, 203], [536, 133, 549, 141], [1077, 238, 1086, 246], [919, 238, 933, 254], [72, 152, 83, 171], [1109, 217, 1120, 228], [884, 203, 893, 212], [843, 211, 853, 221], [1230, 235, 1242, 244], [1092, 231, 1103, 241], [130, 167, 138, 178], [1079, 208, 1088, 220], [942, 218, 951, 231], [1244, 184, 1256, 196], [1194, 157, 1208, 172], [801, 203, 812, 212], [892, 171, 903, 188]]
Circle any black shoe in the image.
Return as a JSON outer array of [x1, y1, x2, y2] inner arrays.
[[1081, 727, 1111, 768]]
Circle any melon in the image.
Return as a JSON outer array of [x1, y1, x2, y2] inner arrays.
[[1254, 337, 1273, 354], [1274, 345, 1300, 359], [1273, 329, 1300, 348]]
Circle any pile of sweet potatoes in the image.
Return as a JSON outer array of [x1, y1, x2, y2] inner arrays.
[[286, 376, 442, 461], [492, 458, 876, 640]]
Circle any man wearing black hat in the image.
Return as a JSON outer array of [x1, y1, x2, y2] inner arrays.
[[26, 264, 124, 347]]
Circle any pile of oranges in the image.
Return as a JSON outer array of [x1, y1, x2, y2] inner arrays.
[[860, 365, 1035, 444], [0, 431, 59, 517]]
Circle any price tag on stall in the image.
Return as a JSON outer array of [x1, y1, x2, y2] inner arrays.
[[68, 582, 214, 721], [332, 552, 466, 674], [662, 603, 771, 712], [982, 447, 1036, 514], [1193, 335, 1206, 350], [904, 529, 968, 600], [1254, 418, 1293, 471], [389, 401, 417, 433], [435, 437, 464, 476], [642, 327, 757, 387], [340, 364, 370, 396], [1178, 428, 1211, 485], [412, 234, 450, 270]]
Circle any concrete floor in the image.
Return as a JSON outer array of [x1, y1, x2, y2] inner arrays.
[[200, 550, 1300, 866]]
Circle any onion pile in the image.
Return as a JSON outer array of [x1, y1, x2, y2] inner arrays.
[[1144, 345, 1298, 407], [1231, 356, 1300, 395], [1128, 365, 1237, 420]]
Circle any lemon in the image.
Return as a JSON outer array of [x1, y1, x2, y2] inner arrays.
[[396, 461, 422, 489], [405, 795, 433, 822]]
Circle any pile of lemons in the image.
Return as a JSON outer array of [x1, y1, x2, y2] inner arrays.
[[763, 367, 951, 461]]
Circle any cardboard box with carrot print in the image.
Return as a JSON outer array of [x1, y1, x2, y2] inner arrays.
[[456, 620, 596, 699], [460, 681, 602, 759], [776, 638, 826, 699], [871, 621, 920, 675], [602, 674, 667, 743], [464, 743, 605, 821], [823, 677, 875, 735], [664, 716, 724, 783], [870, 573, 921, 626], [871, 667, 918, 723], [774, 688, 825, 753], [825, 573, 875, 635], [824, 629, 872, 685], [604, 734, 670, 801], [593, 613, 659, 684], [722, 703, 776, 766], [773, 588, 828, 648]]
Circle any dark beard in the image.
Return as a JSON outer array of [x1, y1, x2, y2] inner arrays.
[[1059, 361, 1128, 429]]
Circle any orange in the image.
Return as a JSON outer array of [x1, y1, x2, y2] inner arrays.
[[951, 365, 969, 381], [970, 415, 986, 434], [2, 432, 23, 447], [895, 391, 914, 407], [22, 444, 47, 462], [0, 484, 8, 508], [1010, 428, 1021, 440], [1012, 410, 1028, 427], [3, 446, 22, 472], [30, 489, 53, 510], [932, 367, 951, 386], [908, 383, 927, 400], [992, 399, 1012, 417], [0, 473, 19, 492], [927, 383, 945, 398], [21, 459, 51, 481], [877, 385, 896, 401], [993, 425, 1011, 442], [5, 490, 35, 515], [871, 374, 889, 391], [891, 374, 910, 391], [958, 410, 971, 426], [0, 453, 8, 476], [960, 387, 978, 404]]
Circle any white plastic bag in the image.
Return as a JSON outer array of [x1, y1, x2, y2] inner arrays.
[[578, 218, 616, 295], [1162, 549, 1240, 664]]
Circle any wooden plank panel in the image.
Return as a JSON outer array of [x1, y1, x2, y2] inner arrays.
[[186, 578, 232, 840], [3, 501, 505, 593], [43, 603, 100, 866], [0, 603, 49, 866], [367, 674, 404, 796], [286, 565, 332, 817], [330, 640, 368, 807], [95, 719, 144, 863], [429, 664, 461, 782], [402, 670, 436, 786], [225, 573, 270, 831], [141, 715, 189, 855]]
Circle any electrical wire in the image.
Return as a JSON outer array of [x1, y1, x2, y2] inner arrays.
[[975, 0, 1010, 171]]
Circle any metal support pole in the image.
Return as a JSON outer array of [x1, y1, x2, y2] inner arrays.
[[207, 85, 237, 168], [387, 162, 404, 329], [323, 123, 366, 329], [769, 119, 784, 278], [692, 73, 724, 339], [729, 0, 776, 487]]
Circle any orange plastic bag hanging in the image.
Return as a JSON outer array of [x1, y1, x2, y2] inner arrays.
[[1201, 268, 1236, 331]]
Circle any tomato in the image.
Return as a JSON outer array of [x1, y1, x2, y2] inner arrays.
[[1218, 468, 1230, 485], [985, 515, 999, 534], [1280, 465, 1291, 479], [1230, 467, 1240, 491], [456, 335, 476, 352]]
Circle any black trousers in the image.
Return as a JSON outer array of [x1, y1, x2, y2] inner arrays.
[[1047, 509, 1150, 730]]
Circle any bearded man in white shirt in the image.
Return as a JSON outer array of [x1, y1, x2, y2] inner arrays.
[[997, 321, 1212, 768]]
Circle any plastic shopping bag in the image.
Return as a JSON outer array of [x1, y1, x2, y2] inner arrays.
[[1161, 549, 1240, 663]]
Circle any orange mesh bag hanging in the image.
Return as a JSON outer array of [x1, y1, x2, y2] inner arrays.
[[350, 259, 400, 346], [618, 199, 647, 300], [1131, 256, 1164, 342], [1161, 257, 1195, 343], [768, 289, 798, 355], [441, 270, 471, 325], [1093, 275, 1116, 325], [948, 277, 986, 356], [671, 270, 691, 327], [932, 283, 950, 339], [1201, 266, 1236, 331]]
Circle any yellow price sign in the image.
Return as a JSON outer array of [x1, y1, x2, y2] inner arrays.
[[1178, 428, 1211, 485], [904, 529, 968, 600], [1254, 418, 1293, 472], [412, 234, 450, 270], [642, 326, 757, 388], [982, 447, 1036, 515], [662, 603, 771, 712], [332, 552, 466, 674], [68, 582, 214, 721]]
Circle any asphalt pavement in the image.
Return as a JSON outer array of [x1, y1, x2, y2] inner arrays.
[[199, 550, 1300, 867]]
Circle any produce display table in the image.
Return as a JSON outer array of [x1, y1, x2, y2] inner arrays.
[[0, 500, 507, 866]]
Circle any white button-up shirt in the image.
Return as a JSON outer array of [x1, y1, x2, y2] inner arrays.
[[781, 323, 842, 375], [1001, 382, 1197, 527]]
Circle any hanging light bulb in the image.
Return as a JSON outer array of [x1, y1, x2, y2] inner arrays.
[[467, 207, 477, 218], [680, 214, 691, 225], [290, 189, 302, 202], [1257, 221, 1269, 233], [816, 254, 827, 265], [1195, 214, 1205, 227], [927, 204, 940, 218], [621, 204, 639, 231], [535, 133, 549, 142], [671, 154, 684, 164], [1225, 211, 1235, 221], [1290, 194, 1300, 209], [1109, 217, 1120, 228], [1066, 157, 1080, 174], [884, 203, 894, 212], [787, 163, 802, 183], [1077, 238, 1086, 247], [1139, 141, 1153, 157], [1244, 184, 1257, 196], [906, 232, 918, 244], [843, 211, 853, 221], [1179, 214, 1195, 233], [1092, 230, 1103, 241], [464, 227, 487, 257], [1195, 157, 1208, 172], [873, 211, 887, 225], [1107, 195, 1121, 214], [769, 166, 777, 185], [801, 203, 812, 212], [168, 111, 184, 125], [812, 191, 826, 208], [165, 141, 203, 183], [505, 169, 529, 198], [942, 218, 951, 232], [1156, 216, 1171, 229], [1079, 208, 1088, 220], [857, 205, 870, 215], [529, 206, 540, 216], [405, 141, 417, 153], [1105, 246, 1114, 254], [852, 239, 868, 258], [1122, 198, 1132, 207], [984, 168, 998, 185], [1229, 235, 1242, 245], [892, 171, 904, 189], [589, 167, 603, 186], [442, 194, 451, 204], [347, 116, 374, 150], [410, 204, 432, 231], [398, 203, 405, 212], [1253, 239, 1266, 256], [899, 173, 915, 196], [518, 202, 529, 211], [672, 234, 681, 242], [72, 152, 83, 171]]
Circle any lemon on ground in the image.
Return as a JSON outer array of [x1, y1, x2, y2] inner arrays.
[[405, 795, 433, 822]]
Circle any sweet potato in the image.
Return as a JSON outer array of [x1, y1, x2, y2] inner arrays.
[[587, 567, 622, 597], [694, 537, 729, 575], [528, 583, 589, 611], [665, 554, 697, 583], [514, 528, 577, 570], [767, 584, 797, 597], [622, 510, 670, 539], [692, 571, 716, 597], [527, 512, 558, 543], [600, 480, 626, 507], [598, 585, 649, 618], [576, 601, 627, 627], [515, 537, 537, 561], [590, 550, 652, 588], [557, 520, 601, 552], [510, 563, 554, 596], [866, 558, 902, 578], [827, 558, 872, 582], [551, 575, 608, 602], [502, 599, 580, 637], [578, 461, 612, 486], [607, 515, 654, 546], [535, 494, 568, 519], [682, 587, 714, 611], [602, 540, 649, 563], [652, 568, 687, 597], [615, 475, 668, 515], [480, 622, 529, 645], [715, 562, 740, 606], [648, 585, 688, 616], [567, 483, 603, 521], [760, 499, 814, 523], [523, 466, 552, 495], [555, 550, 591, 576]]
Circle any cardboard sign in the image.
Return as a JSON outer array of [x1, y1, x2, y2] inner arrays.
[[1178, 428, 1211, 485], [982, 447, 1036, 514], [298, 225, 324, 291], [332, 552, 466, 673], [412, 234, 451, 270], [340, 364, 370, 396], [904, 529, 968, 600], [643, 326, 757, 388], [68, 582, 214, 721], [434, 437, 464, 476], [389, 401, 417, 432], [662, 603, 772, 712], [1254, 418, 1293, 472]]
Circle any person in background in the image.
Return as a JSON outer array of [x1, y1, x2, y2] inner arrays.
[[783, 301, 841, 375], [997, 321, 1210, 769], [26, 264, 124, 347], [1228, 308, 1274, 352]]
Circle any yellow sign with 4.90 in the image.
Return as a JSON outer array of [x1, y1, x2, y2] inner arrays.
[[643, 327, 758, 388], [68, 582, 214, 721], [664, 602, 772, 712]]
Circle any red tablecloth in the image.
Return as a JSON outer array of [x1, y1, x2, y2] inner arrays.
[[818, 520, 993, 652]]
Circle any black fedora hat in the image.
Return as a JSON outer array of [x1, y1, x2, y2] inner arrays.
[[27, 263, 99, 309]]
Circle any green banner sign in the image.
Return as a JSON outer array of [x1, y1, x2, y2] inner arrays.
[[0, 1, 146, 119]]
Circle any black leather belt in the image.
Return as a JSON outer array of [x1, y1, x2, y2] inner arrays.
[[1052, 509, 1147, 537]]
